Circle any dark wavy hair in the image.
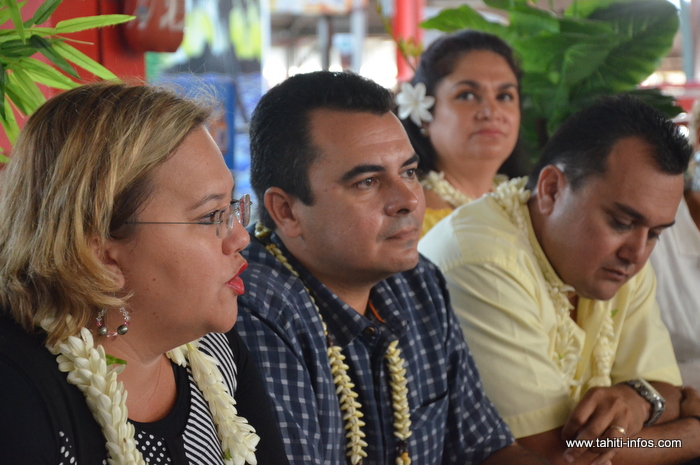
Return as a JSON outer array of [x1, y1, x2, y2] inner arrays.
[[399, 30, 524, 176]]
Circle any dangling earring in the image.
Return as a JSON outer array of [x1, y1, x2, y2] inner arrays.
[[96, 307, 130, 338]]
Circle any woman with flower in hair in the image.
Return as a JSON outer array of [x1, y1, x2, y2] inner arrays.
[[0, 83, 289, 465], [396, 30, 523, 236]]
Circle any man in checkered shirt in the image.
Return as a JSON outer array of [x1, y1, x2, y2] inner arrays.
[[234, 71, 548, 465]]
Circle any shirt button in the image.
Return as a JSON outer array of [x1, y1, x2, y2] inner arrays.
[[363, 326, 376, 336]]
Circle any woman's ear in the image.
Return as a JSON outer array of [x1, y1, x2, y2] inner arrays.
[[535, 165, 567, 216], [263, 187, 303, 239], [91, 237, 126, 289]]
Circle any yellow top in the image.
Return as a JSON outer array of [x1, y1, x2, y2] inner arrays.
[[421, 208, 453, 237], [418, 195, 682, 439]]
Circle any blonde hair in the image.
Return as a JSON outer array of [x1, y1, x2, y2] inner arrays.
[[0, 82, 212, 346]]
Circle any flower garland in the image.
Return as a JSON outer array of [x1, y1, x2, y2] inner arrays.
[[490, 177, 615, 400], [44, 323, 259, 465], [420, 171, 473, 208], [395, 82, 434, 127], [255, 224, 412, 465]]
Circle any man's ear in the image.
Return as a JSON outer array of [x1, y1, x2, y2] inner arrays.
[[264, 187, 303, 239], [91, 238, 126, 289], [535, 165, 567, 216]]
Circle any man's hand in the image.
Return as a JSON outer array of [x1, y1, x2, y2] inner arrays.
[[561, 384, 651, 463]]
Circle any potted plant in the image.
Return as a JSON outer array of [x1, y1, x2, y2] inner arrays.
[[0, 0, 133, 161]]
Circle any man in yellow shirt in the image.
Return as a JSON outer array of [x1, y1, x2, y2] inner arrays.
[[420, 95, 700, 465]]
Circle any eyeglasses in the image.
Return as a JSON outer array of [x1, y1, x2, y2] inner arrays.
[[126, 194, 252, 239]]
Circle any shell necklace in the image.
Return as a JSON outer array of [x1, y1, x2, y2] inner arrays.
[[44, 323, 260, 465], [421, 171, 473, 208], [490, 177, 615, 400], [255, 224, 412, 465]]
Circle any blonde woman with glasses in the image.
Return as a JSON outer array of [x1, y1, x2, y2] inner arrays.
[[0, 83, 288, 465]]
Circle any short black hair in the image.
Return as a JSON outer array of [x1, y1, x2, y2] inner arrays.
[[400, 30, 523, 174], [250, 71, 395, 229], [526, 94, 692, 192]]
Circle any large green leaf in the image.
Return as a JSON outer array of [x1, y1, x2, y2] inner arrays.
[[51, 41, 117, 80], [421, 5, 510, 38], [28, 35, 79, 78], [571, 1, 678, 96], [565, 0, 640, 19], [560, 35, 621, 86], [508, 4, 559, 36], [4, 0, 26, 42], [55, 14, 134, 33], [483, 0, 529, 8], [17, 57, 76, 89]]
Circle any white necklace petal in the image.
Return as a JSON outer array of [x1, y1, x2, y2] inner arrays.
[[490, 178, 614, 400], [421, 171, 473, 208], [44, 324, 259, 465], [255, 224, 412, 465]]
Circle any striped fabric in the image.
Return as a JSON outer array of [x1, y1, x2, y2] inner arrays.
[[133, 332, 239, 465]]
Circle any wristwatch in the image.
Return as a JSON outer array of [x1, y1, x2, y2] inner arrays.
[[621, 379, 666, 426]]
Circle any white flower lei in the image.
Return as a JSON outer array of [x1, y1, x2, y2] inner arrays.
[[420, 171, 473, 208], [490, 177, 615, 400], [255, 224, 412, 465], [44, 323, 259, 465], [395, 82, 435, 127]]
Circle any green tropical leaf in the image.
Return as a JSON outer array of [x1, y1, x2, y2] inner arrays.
[[582, 0, 678, 91], [559, 16, 613, 35], [4, 0, 26, 42], [0, 152, 9, 163], [28, 0, 62, 26], [8, 68, 44, 111], [508, 4, 560, 36], [0, 95, 20, 144], [421, 5, 510, 38], [51, 41, 117, 80], [28, 35, 79, 78], [560, 36, 620, 86], [565, 0, 640, 19], [0, 38, 37, 58], [484, 0, 529, 9], [55, 14, 134, 33], [17, 57, 76, 89]]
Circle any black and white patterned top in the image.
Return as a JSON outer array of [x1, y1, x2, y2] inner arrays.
[[0, 316, 289, 465]]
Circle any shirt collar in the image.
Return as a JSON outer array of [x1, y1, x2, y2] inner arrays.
[[671, 197, 700, 257]]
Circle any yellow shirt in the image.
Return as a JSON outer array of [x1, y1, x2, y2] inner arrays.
[[418, 195, 681, 439], [422, 208, 452, 237]]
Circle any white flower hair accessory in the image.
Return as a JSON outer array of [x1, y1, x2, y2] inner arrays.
[[396, 82, 435, 127]]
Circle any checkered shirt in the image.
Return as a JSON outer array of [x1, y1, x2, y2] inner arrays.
[[236, 232, 513, 465]]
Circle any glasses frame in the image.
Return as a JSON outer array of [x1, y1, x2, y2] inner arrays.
[[126, 194, 252, 238]]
